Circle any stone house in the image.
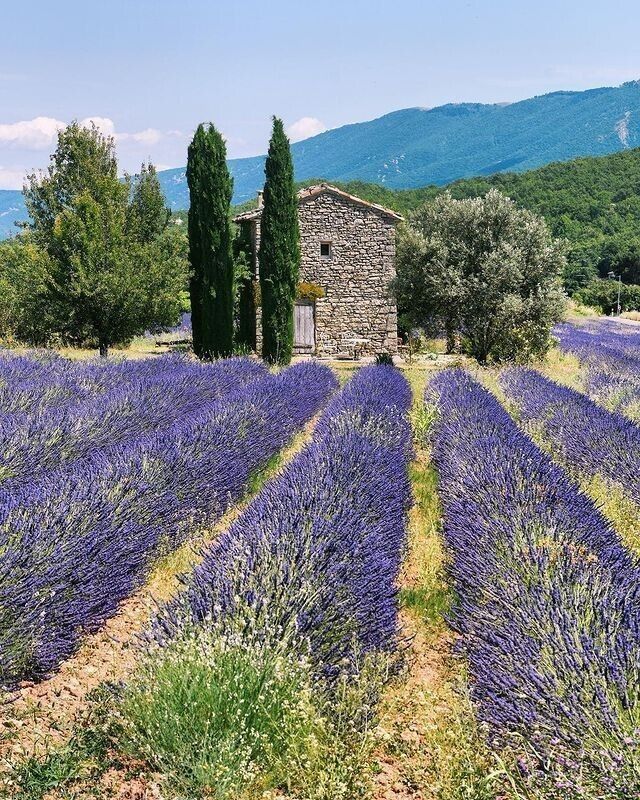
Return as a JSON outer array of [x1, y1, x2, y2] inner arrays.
[[233, 184, 402, 357]]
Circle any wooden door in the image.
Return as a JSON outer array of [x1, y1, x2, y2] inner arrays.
[[294, 301, 315, 353]]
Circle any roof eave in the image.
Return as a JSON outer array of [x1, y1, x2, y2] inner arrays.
[[233, 183, 404, 223]]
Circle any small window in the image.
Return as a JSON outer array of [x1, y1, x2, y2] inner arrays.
[[320, 241, 332, 259]]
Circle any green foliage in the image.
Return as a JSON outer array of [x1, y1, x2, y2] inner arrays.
[[126, 162, 171, 245], [259, 117, 300, 365], [20, 122, 186, 355], [117, 632, 315, 798], [375, 352, 394, 366], [0, 236, 53, 344], [24, 121, 120, 259], [140, 225, 190, 325], [597, 236, 640, 284], [305, 147, 640, 294], [187, 123, 235, 359], [234, 220, 257, 350], [574, 277, 640, 313], [395, 190, 567, 364]]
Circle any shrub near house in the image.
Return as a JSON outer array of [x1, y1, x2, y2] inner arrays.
[[395, 189, 567, 363]]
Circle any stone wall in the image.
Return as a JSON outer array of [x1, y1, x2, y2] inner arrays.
[[298, 192, 398, 355], [250, 189, 399, 356]]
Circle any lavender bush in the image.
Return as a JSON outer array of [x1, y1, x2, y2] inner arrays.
[[0, 360, 336, 688], [119, 365, 412, 798], [555, 321, 640, 416], [0, 356, 267, 487], [0, 350, 212, 414], [428, 369, 640, 798], [500, 366, 640, 505], [153, 364, 413, 675]]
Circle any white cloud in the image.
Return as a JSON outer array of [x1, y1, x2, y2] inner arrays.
[[80, 118, 164, 146], [0, 116, 65, 149], [0, 117, 185, 183], [286, 116, 327, 142], [0, 115, 172, 155], [118, 127, 163, 146], [79, 116, 117, 137], [0, 166, 28, 190]]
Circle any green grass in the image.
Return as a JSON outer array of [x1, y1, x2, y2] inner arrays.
[[116, 631, 317, 798], [114, 628, 384, 799], [12, 633, 385, 800], [398, 583, 450, 622], [582, 474, 640, 555], [9, 688, 114, 799], [372, 366, 504, 800]]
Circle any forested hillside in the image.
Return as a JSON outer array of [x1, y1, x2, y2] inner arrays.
[[5, 133, 640, 294], [300, 148, 640, 291], [3, 81, 640, 243]]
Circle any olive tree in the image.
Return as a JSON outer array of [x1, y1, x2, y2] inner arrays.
[[394, 189, 567, 363]]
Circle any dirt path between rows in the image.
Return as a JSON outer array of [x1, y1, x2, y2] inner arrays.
[[372, 373, 495, 800], [374, 614, 456, 800]]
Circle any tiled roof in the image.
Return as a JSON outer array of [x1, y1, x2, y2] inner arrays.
[[233, 183, 403, 223]]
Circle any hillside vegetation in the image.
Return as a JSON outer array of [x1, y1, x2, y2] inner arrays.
[[297, 147, 640, 291], [4, 78, 637, 238]]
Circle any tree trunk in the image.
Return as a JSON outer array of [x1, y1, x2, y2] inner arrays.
[[445, 319, 456, 354], [99, 340, 109, 358]]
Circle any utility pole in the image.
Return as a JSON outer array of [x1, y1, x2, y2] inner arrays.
[[607, 271, 622, 315]]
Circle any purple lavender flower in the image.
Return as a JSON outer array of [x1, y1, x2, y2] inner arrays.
[[428, 368, 640, 795], [500, 366, 640, 505], [151, 365, 413, 679], [0, 359, 336, 687]]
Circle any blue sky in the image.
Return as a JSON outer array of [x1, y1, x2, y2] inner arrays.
[[0, 0, 639, 187]]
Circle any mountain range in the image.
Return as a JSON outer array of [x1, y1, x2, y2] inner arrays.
[[2, 80, 640, 238]]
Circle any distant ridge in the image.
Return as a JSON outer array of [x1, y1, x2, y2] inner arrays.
[[155, 80, 640, 209], [0, 191, 27, 239], [2, 80, 640, 237]]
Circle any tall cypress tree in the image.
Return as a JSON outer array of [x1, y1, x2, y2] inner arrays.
[[259, 117, 300, 365], [187, 123, 234, 359]]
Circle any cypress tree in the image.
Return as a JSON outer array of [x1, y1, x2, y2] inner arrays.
[[187, 123, 234, 359], [259, 117, 300, 365], [234, 222, 257, 350]]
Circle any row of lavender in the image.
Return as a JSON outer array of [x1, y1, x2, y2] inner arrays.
[[427, 369, 640, 797], [0, 360, 336, 688], [501, 366, 640, 506], [0, 354, 269, 486], [0, 350, 208, 414], [151, 364, 413, 679], [555, 321, 640, 417]]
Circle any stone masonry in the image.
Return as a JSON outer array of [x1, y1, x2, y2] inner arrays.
[[234, 184, 401, 357]]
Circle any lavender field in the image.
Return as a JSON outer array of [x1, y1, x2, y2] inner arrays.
[[0, 352, 336, 687], [2, 327, 640, 800]]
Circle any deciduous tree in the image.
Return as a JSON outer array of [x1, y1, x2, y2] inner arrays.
[[126, 163, 170, 245], [22, 122, 186, 356]]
